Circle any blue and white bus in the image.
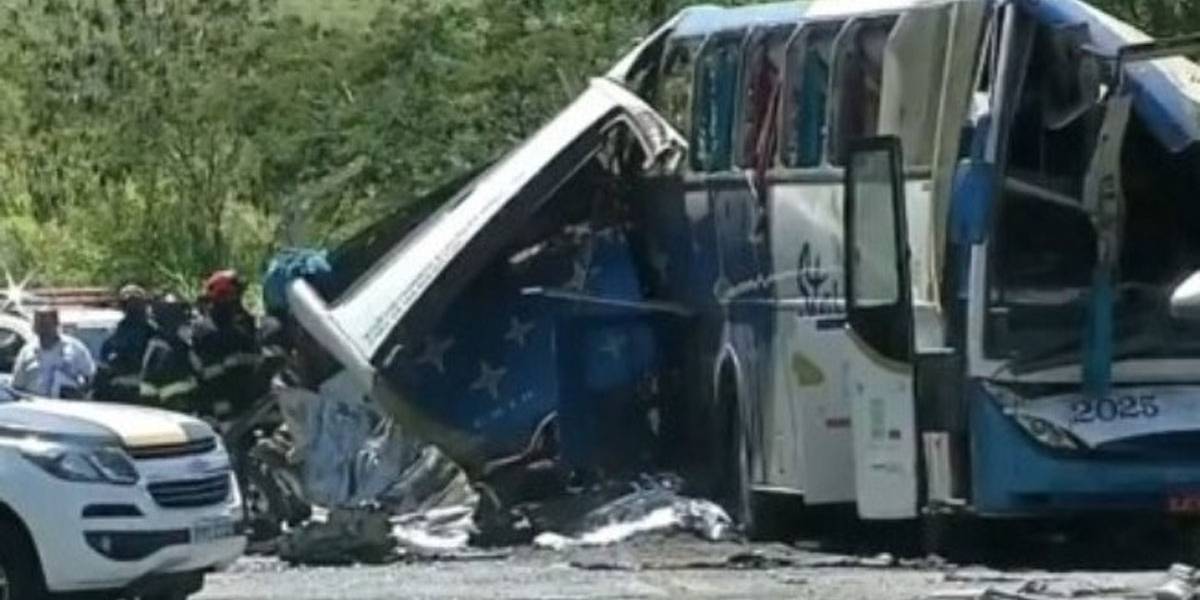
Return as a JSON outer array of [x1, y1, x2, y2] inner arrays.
[[288, 0, 1200, 542]]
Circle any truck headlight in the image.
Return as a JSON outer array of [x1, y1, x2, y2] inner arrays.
[[20, 440, 139, 485]]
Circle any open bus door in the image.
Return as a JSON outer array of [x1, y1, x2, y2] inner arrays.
[[843, 136, 918, 520]]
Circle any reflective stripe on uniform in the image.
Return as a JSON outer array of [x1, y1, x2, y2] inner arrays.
[[139, 382, 159, 396], [160, 379, 198, 400], [223, 353, 260, 369], [110, 375, 141, 388], [201, 364, 225, 380]]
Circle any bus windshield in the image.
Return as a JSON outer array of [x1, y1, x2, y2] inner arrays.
[[984, 20, 1200, 372], [987, 112, 1200, 371]]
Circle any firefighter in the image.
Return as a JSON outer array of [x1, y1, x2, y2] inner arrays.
[[191, 270, 263, 420], [94, 284, 153, 403], [139, 294, 199, 412]]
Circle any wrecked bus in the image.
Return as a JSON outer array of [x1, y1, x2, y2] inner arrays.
[[283, 0, 1200, 541]]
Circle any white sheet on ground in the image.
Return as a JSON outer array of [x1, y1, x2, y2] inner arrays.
[[533, 484, 732, 550]]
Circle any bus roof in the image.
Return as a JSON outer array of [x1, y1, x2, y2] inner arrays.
[[1024, 0, 1200, 153], [669, 0, 956, 39], [671, 3, 805, 38], [665, 0, 1200, 153]]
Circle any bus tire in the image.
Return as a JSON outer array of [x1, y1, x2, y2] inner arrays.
[[922, 512, 983, 563], [716, 363, 756, 538], [1174, 520, 1200, 566]]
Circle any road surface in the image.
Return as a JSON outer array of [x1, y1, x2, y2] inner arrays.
[[197, 537, 1175, 600]]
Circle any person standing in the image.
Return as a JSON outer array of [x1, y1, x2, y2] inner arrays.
[[94, 284, 154, 403], [191, 270, 262, 420], [139, 294, 199, 412], [12, 308, 96, 398]]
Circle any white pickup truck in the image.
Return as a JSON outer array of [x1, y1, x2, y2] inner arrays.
[[0, 325, 246, 600]]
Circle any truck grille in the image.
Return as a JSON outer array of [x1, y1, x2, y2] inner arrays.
[[128, 437, 217, 461], [147, 474, 231, 508]]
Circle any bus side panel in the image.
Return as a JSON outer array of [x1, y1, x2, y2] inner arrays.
[[635, 178, 728, 487], [710, 177, 775, 486], [769, 182, 853, 502]]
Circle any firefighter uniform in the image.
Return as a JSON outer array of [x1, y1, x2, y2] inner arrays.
[[139, 298, 199, 412], [190, 308, 262, 419], [94, 286, 153, 403]]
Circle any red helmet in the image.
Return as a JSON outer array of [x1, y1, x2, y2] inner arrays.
[[204, 270, 243, 304]]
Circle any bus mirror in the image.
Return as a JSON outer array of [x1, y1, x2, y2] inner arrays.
[[1170, 270, 1200, 321]]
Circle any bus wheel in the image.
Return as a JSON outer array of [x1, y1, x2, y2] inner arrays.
[[716, 364, 755, 538], [1175, 520, 1200, 565], [921, 511, 979, 563]]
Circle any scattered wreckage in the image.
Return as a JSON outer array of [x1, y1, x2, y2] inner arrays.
[[239, 369, 731, 564], [923, 563, 1200, 600]]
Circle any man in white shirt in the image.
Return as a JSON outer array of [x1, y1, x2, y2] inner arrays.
[[12, 308, 96, 398]]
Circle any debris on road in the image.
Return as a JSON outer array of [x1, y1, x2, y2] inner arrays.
[[569, 549, 800, 572], [1153, 563, 1200, 600], [253, 368, 737, 566], [262, 373, 480, 565], [797, 552, 902, 569], [925, 563, 1198, 600], [271, 375, 475, 511], [943, 570, 1029, 585], [1016, 578, 1134, 598], [531, 477, 732, 550], [391, 505, 477, 552], [278, 507, 395, 566]]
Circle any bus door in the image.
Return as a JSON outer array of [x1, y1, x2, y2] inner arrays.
[[843, 136, 918, 520]]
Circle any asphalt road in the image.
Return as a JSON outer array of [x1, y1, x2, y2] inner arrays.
[[196, 538, 1176, 600]]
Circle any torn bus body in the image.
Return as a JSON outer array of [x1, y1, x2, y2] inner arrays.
[[286, 0, 1200, 541], [288, 78, 688, 481]]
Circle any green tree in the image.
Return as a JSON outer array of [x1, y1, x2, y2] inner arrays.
[[0, 0, 772, 291], [1090, 0, 1200, 37]]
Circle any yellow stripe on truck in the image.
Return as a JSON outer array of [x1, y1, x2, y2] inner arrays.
[[28, 400, 189, 447]]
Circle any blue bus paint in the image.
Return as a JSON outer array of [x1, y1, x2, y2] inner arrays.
[[380, 224, 666, 468], [969, 380, 1200, 515], [1021, 0, 1200, 153]]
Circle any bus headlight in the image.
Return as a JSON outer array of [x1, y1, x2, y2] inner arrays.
[[1013, 414, 1084, 451]]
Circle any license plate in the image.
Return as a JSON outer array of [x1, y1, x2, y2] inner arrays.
[[191, 518, 237, 543], [1168, 493, 1200, 514]]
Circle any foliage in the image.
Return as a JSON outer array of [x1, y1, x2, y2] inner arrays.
[[0, 0, 1186, 293], [1090, 0, 1200, 37], [0, 0, 724, 292]]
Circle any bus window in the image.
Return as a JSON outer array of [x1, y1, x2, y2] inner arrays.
[[878, 7, 953, 167], [658, 39, 701, 145], [737, 27, 791, 169], [782, 25, 840, 169], [828, 20, 895, 166], [691, 35, 743, 173]]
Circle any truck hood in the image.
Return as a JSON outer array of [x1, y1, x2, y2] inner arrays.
[[0, 399, 212, 448]]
